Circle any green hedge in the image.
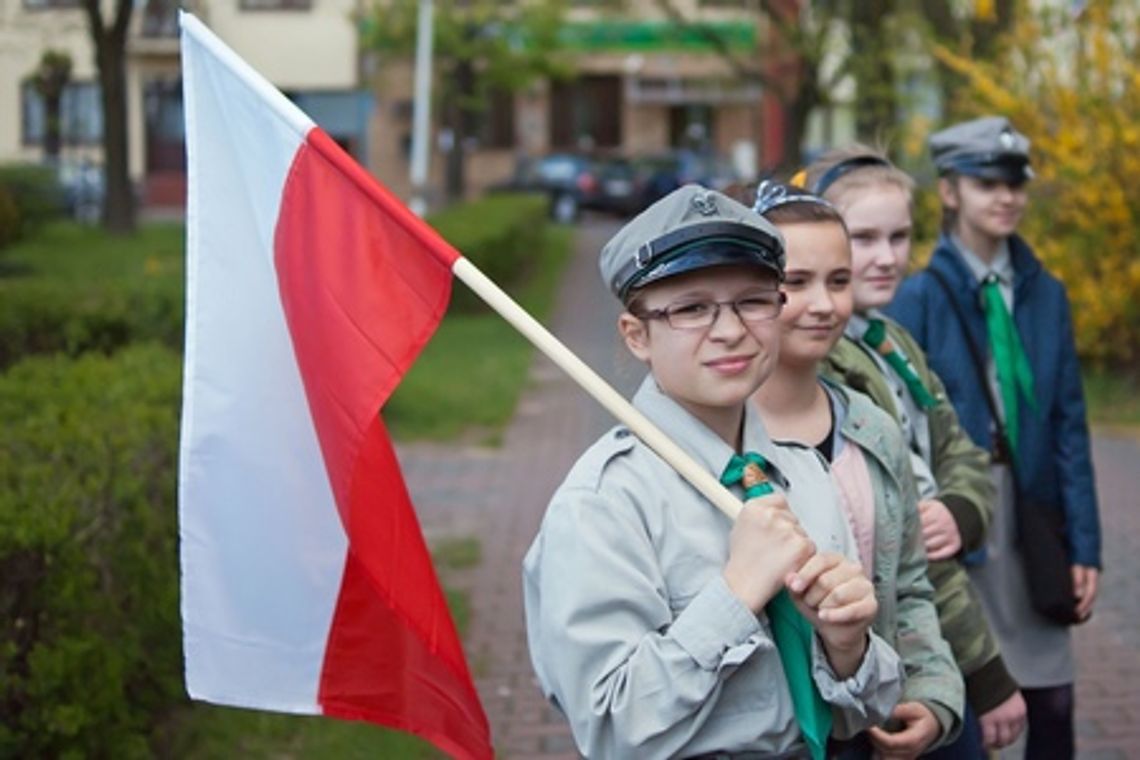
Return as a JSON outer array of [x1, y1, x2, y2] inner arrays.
[[0, 344, 183, 758], [428, 192, 548, 312], [0, 195, 546, 369], [0, 163, 65, 242], [0, 222, 184, 370], [0, 280, 183, 371]]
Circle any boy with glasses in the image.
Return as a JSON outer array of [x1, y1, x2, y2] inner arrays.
[[523, 185, 904, 759]]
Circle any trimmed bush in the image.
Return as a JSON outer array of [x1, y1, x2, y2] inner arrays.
[[0, 163, 65, 237], [0, 222, 184, 370], [0, 344, 183, 758], [0, 280, 182, 370], [428, 192, 548, 312]]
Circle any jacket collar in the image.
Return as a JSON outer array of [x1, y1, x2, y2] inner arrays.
[[632, 374, 789, 489], [821, 378, 903, 489], [931, 232, 1042, 304]]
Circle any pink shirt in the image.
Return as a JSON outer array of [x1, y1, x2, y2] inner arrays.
[[830, 442, 877, 576]]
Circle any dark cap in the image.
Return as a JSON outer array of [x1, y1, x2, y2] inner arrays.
[[929, 116, 1033, 184], [599, 184, 785, 302]]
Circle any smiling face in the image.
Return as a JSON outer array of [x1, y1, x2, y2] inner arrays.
[[619, 265, 782, 423], [774, 220, 853, 369], [837, 184, 912, 311], [940, 175, 1028, 247]]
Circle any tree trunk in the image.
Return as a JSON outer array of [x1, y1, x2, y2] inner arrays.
[[444, 56, 476, 202], [84, 0, 136, 234], [43, 98, 63, 161], [851, 0, 895, 143]]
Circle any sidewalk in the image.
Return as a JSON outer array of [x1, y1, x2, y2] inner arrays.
[[398, 219, 1140, 759], [398, 217, 626, 759]]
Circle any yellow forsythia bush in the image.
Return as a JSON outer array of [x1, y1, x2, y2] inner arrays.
[[929, 2, 1140, 367]]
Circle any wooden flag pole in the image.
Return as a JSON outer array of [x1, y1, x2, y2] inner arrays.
[[451, 257, 744, 521]]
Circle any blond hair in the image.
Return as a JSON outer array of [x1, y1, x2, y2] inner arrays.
[[803, 144, 915, 212]]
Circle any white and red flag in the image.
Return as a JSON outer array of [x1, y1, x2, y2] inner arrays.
[[177, 13, 491, 759]]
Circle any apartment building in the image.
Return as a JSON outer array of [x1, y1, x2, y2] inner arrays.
[[2, 0, 838, 210], [0, 0, 368, 207], [371, 0, 780, 200]]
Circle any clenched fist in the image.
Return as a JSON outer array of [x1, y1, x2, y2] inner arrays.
[[723, 493, 816, 613], [786, 552, 877, 677]]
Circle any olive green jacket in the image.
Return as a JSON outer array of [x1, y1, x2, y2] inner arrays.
[[824, 315, 1018, 715], [824, 317, 993, 551]]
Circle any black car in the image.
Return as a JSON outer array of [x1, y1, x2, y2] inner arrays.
[[491, 153, 643, 222], [633, 150, 740, 210]]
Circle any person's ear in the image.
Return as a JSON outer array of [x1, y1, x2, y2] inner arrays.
[[618, 312, 652, 362], [937, 177, 959, 210]]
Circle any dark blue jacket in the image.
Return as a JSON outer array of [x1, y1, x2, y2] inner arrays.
[[886, 233, 1101, 568]]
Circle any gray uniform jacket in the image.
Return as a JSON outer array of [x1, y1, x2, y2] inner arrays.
[[523, 376, 904, 759]]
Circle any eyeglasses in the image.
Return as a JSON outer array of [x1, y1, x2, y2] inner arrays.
[[635, 291, 786, 330]]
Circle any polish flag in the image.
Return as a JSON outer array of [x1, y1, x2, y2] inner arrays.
[[177, 13, 492, 759]]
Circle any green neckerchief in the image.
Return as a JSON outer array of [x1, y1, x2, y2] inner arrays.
[[980, 274, 1037, 454], [861, 318, 938, 410], [720, 452, 830, 760]]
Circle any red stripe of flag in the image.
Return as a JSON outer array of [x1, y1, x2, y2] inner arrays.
[[273, 126, 492, 759]]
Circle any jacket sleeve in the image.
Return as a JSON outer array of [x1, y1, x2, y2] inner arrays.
[[1048, 289, 1102, 568], [888, 448, 964, 748], [924, 559, 1018, 715], [894, 325, 995, 553]]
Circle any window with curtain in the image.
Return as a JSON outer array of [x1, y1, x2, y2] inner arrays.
[[21, 80, 103, 146]]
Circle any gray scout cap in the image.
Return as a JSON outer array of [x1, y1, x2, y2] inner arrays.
[[599, 184, 785, 302], [929, 116, 1033, 184]]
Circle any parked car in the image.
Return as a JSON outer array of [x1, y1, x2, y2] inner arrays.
[[633, 150, 741, 210], [490, 152, 645, 222], [590, 156, 644, 217]]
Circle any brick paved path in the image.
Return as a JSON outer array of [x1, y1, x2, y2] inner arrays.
[[398, 219, 1140, 760], [1070, 433, 1140, 759]]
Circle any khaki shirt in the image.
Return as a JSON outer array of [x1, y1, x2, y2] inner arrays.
[[523, 376, 904, 759]]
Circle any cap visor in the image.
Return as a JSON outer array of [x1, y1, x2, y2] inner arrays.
[[632, 245, 781, 293]]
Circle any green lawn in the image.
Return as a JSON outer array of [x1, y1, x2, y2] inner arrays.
[[0, 220, 185, 281], [161, 706, 445, 759]]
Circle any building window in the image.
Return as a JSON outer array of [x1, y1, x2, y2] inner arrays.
[[669, 104, 715, 150], [239, 0, 312, 10], [21, 81, 103, 147], [550, 75, 621, 151], [476, 88, 515, 149], [22, 0, 81, 8], [141, 0, 182, 37]]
